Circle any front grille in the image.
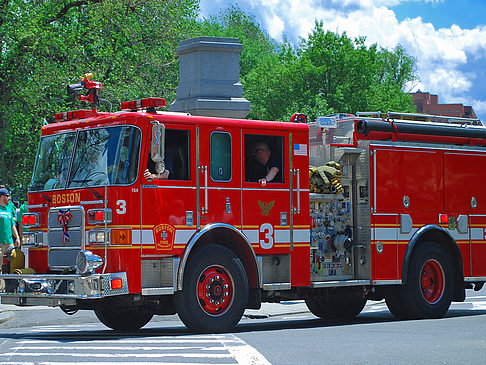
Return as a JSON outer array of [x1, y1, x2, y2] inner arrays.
[[48, 206, 85, 269]]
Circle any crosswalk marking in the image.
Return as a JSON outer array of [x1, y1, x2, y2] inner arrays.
[[1, 333, 271, 365]]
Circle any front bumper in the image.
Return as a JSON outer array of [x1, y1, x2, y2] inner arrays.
[[0, 272, 128, 307]]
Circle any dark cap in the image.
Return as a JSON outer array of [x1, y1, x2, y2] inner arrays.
[[0, 188, 9, 196]]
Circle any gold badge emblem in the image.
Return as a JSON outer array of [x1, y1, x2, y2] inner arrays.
[[153, 224, 176, 250], [258, 200, 275, 216]]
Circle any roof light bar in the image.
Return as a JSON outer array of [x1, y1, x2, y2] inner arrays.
[[121, 97, 165, 111], [55, 110, 95, 122]]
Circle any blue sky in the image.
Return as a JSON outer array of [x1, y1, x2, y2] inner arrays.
[[199, 0, 486, 122]]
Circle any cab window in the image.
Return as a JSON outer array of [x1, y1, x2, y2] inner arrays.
[[210, 132, 231, 182], [244, 134, 284, 183], [147, 128, 190, 180]]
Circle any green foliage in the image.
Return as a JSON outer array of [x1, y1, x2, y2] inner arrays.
[[0, 5, 418, 201], [0, 0, 199, 200], [244, 21, 417, 121], [197, 6, 278, 79]]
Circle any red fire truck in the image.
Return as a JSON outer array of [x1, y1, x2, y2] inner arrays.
[[1, 79, 486, 333]]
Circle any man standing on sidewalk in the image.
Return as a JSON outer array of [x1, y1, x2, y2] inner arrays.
[[0, 188, 20, 269]]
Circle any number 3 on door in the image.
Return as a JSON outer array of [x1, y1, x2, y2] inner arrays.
[[259, 223, 274, 249]]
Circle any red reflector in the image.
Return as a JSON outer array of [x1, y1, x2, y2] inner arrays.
[[95, 211, 104, 221], [28, 215, 36, 225], [121, 97, 165, 110], [439, 214, 449, 224], [23, 214, 36, 226], [111, 278, 123, 290]]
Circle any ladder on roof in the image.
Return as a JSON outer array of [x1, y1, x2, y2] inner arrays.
[[356, 111, 482, 126]]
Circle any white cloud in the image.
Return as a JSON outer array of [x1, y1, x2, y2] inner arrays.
[[199, 0, 486, 120]]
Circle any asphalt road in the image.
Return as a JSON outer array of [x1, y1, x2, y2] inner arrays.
[[0, 288, 485, 364]]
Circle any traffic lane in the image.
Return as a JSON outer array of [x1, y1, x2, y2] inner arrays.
[[236, 310, 486, 364], [0, 302, 485, 364], [1, 309, 485, 365]]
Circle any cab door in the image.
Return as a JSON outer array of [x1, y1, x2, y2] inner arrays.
[[241, 130, 290, 255], [197, 125, 241, 229], [140, 122, 197, 260]]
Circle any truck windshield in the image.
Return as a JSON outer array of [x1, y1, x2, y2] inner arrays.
[[29, 126, 141, 191], [30, 132, 76, 191], [69, 126, 141, 188]]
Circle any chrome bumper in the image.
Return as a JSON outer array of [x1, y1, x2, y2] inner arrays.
[[0, 272, 128, 307]]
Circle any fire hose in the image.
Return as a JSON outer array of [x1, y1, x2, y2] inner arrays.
[[309, 161, 344, 194]]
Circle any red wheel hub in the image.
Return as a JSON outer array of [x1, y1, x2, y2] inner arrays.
[[197, 265, 233, 316], [420, 259, 445, 304]]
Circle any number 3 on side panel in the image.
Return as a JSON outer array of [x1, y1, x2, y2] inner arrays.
[[259, 223, 274, 249], [116, 200, 127, 214]]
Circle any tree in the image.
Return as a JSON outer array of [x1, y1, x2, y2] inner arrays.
[[244, 21, 417, 122], [0, 0, 199, 200]]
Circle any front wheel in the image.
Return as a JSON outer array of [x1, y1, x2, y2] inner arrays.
[[174, 244, 248, 333], [400, 242, 454, 319], [95, 307, 153, 331]]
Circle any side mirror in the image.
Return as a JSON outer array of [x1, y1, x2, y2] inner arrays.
[[151, 124, 165, 174]]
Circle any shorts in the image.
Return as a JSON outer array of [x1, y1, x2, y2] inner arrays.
[[0, 242, 14, 259]]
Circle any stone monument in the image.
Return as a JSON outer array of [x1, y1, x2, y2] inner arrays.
[[169, 37, 251, 118]]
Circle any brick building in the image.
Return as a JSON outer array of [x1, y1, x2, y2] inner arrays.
[[410, 91, 477, 119]]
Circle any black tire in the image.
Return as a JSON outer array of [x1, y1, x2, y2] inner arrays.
[[320, 296, 367, 319], [400, 242, 454, 319], [385, 286, 411, 320], [95, 307, 153, 331], [305, 297, 326, 318], [306, 291, 366, 320], [174, 244, 248, 333]]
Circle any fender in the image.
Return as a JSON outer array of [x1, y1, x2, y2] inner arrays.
[[176, 222, 261, 291], [401, 224, 464, 286]]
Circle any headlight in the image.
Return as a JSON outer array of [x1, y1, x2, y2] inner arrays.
[[88, 229, 109, 245], [22, 231, 43, 246], [75, 250, 103, 275]]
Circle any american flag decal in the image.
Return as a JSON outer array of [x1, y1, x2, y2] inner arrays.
[[294, 143, 307, 156]]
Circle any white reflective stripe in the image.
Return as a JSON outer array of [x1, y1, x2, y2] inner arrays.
[[398, 228, 417, 241], [131, 227, 309, 246], [132, 229, 154, 245], [175, 229, 196, 244], [243, 228, 309, 244], [471, 227, 484, 240], [275, 229, 289, 242], [374, 227, 398, 241], [293, 229, 310, 243], [448, 229, 469, 240], [243, 230, 258, 243]]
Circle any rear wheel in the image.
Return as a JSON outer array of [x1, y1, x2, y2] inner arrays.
[[305, 290, 366, 320], [400, 242, 454, 319], [174, 244, 248, 333], [385, 286, 411, 320], [305, 297, 326, 318], [95, 307, 153, 331], [321, 296, 367, 319]]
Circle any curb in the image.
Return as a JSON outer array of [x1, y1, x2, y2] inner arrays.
[[0, 311, 15, 324]]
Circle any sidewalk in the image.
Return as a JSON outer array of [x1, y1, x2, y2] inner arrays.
[[0, 301, 310, 325], [244, 301, 309, 318]]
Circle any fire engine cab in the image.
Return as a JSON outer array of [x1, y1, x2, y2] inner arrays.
[[1, 78, 486, 332]]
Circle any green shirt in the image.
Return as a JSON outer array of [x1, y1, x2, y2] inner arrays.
[[6, 201, 16, 221], [0, 205, 15, 244]]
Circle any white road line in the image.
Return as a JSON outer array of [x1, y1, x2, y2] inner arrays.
[[0, 352, 236, 358], [222, 335, 272, 365], [19, 338, 239, 344], [2, 362, 236, 365], [10, 333, 271, 365]]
